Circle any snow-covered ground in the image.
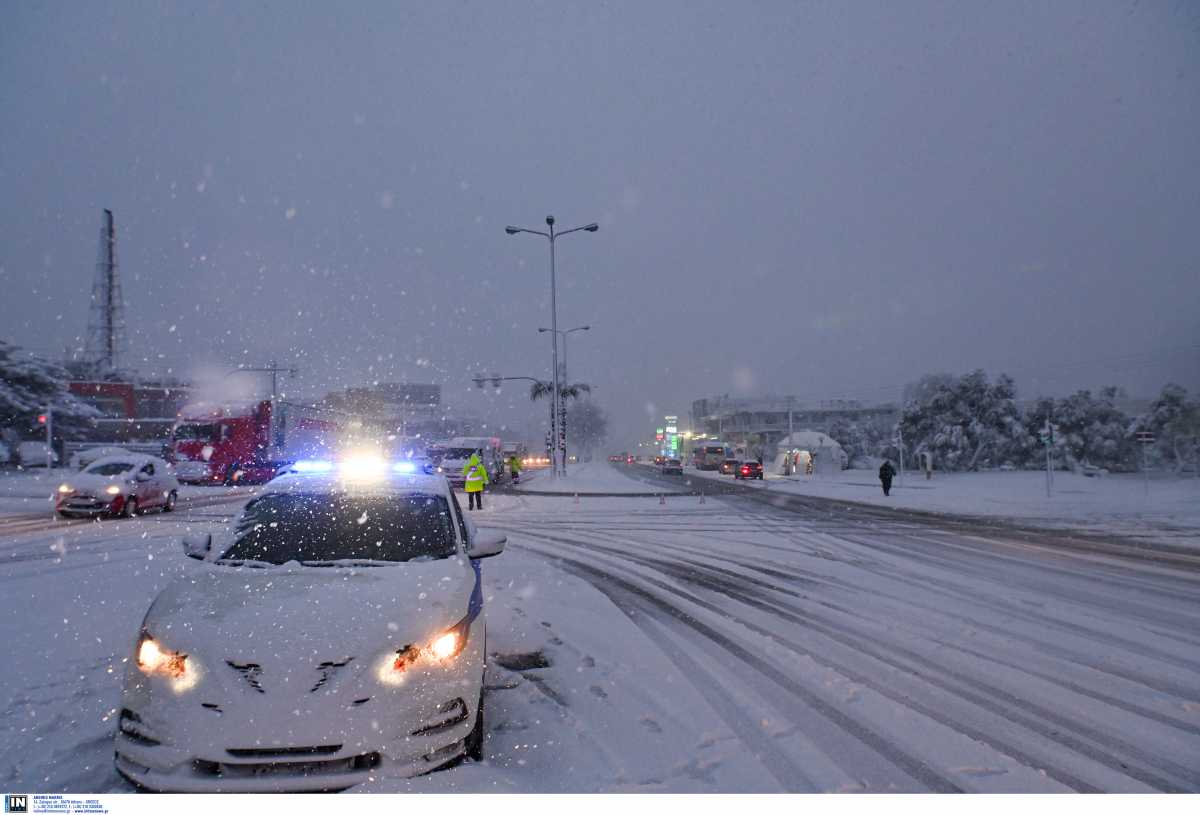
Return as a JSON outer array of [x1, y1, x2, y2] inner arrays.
[[2, 465, 1197, 793], [516, 461, 686, 494], [677, 465, 1200, 549]]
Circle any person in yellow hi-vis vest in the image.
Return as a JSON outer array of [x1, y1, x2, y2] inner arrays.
[[463, 452, 490, 510]]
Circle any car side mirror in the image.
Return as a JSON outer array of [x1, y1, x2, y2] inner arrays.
[[181, 533, 212, 561], [467, 529, 506, 559]]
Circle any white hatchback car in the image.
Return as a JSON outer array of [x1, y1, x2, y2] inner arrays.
[[56, 454, 180, 518], [114, 465, 505, 792]]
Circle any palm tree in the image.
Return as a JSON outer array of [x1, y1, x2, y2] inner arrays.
[[529, 380, 592, 402], [531, 380, 592, 471]]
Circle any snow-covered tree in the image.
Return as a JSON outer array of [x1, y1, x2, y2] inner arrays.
[[0, 340, 101, 438], [1025, 387, 1135, 472], [567, 399, 609, 459], [1137, 384, 1200, 474], [899, 370, 1027, 471], [826, 415, 889, 467]]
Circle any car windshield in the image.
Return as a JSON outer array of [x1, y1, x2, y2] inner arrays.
[[173, 423, 216, 441], [84, 461, 136, 476], [442, 448, 479, 459], [218, 492, 458, 565]]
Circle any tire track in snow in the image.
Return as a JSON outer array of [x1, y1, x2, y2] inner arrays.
[[494, 516, 1196, 791]]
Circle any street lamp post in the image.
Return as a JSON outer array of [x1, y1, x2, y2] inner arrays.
[[538, 325, 589, 472], [505, 217, 599, 477]]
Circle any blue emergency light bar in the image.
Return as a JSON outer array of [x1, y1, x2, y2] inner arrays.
[[291, 459, 334, 472]]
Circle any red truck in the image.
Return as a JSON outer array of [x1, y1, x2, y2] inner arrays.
[[168, 400, 340, 484]]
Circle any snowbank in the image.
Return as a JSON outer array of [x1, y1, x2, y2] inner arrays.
[[516, 462, 684, 494], [684, 466, 1200, 548]]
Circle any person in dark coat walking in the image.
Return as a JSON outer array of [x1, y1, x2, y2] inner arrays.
[[879, 459, 897, 496]]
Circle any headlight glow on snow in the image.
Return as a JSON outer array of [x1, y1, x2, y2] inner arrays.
[[392, 461, 416, 474], [105, 484, 122, 495], [137, 633, 199, 692], [376, 619, 470, 686]]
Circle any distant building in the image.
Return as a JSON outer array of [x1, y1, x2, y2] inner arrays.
[[690, 394, 898, 459], [319, 382, 453, 440], [68, 380, 192, 441]]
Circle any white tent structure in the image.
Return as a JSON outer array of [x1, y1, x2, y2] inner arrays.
[[773, 431, 847, 476]]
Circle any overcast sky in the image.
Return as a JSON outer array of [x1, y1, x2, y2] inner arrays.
[[2, 0, 1197, 444]]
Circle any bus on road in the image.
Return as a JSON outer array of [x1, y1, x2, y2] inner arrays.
[[691, 443, 729, 471]]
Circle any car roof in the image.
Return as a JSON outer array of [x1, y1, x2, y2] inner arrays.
[[86, 453, 163, 468], [264, 470, 451, 498]]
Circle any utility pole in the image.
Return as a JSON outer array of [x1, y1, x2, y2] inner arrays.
[[895, 423, 905, 486], [1045, 421, 1052, 498], [226, 362, 298, 400], [44, 408, 54, 469], [1039, 419, 1057, 497], [1136, 430, 1155, 497]]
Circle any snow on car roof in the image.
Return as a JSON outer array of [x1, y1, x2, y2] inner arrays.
[[86, 452, 163, 467], [264, 470, 451, 497]]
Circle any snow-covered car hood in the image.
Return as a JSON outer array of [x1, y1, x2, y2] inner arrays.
[[62, 471, 136, 495], [143, 559, 474, 673]]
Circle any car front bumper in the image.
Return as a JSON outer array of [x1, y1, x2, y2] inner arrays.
[[114, 620, 485, 792], [57, 495, 122, 516]]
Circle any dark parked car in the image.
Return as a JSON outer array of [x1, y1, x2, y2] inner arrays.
[[660, 458, 683, 475], [720, 458, 739, 475], [735, 461, 764, 480]]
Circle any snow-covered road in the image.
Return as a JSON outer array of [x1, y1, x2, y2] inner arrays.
[[2, 466, 1197, 792]]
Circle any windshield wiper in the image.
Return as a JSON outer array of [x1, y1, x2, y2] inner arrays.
[[299, 558, 391, 568], [215, 558, 273, 569]]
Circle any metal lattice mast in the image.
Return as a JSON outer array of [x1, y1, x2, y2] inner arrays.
[[84, 209, 126, 376]]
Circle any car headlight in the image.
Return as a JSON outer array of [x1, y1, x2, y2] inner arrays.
[[136, 631, 200, 692], [58, 484, 73, 493], [376, 616, 471, 686], [138, 633, 188, 677], [105, 484, 122, 495]]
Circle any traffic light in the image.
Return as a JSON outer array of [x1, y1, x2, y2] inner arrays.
[[37, 414, 47, 425]]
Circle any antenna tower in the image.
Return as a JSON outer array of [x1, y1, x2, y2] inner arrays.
[[83, 209, 126, 376]]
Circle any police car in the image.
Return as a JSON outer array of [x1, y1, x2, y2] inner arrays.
[[114, 456, 505, 792]]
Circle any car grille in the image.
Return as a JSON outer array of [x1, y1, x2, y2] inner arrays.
[[410, 698, 468, 736], [193, 751, 381, 780], [227, 745, 341, 758], [64, 496, 108, 509], [118, 708, 161, 746]]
